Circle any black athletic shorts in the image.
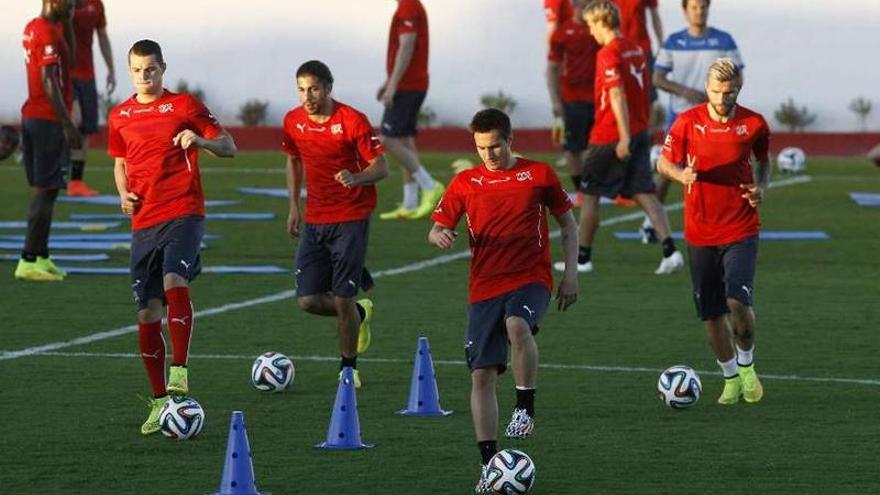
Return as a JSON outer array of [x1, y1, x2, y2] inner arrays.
[[581, 130, 655, 199], [464, 283, 550, 374], [380, 90, 426, 137], [687, 235, 759, 321], [562, 101, 595, 153], [72, 78, 99, 135], [21, 119, 69, 189], [295, 219, 371, 299], [130, 215, 204, 309]]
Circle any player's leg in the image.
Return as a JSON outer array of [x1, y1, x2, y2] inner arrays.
[[68, 79, 99, 196], [561, 101, 591, 207], [472, 367, 499, 493], [722, 235, 763, 402]]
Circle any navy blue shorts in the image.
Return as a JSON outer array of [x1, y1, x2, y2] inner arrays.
[[130, 215, 204, 309], [562, 101, 595, 153], [687, 235, 759, 321], [581, 130, 655, 199], [72, 79, 99, 135], [380, 90, 426, 137], [295, 220, 371, 299], [464, 283, 550, 373], [21, 119, 69, 189]]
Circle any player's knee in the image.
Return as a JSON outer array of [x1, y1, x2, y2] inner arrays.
[[297, 296, 320, 314], [471, 368, 497, 390], [506, 318, 533, 346], [726, 297, 749, 316], [163, 272, 188, 289], [137, 300, 163, 324]]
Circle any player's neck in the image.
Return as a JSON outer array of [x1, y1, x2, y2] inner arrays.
[[706, 102, 736, 123], [307, 100, 335, 124], [688, 25, 708, 37], [135, 89, 165, 105]]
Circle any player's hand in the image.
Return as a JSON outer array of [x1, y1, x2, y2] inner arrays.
[[555, 274, 578, 312], [680, 164, 697, 186], [173, 130, 203, 150], [376, 83, 387, 101], [287, 206, 302, 237], [740, 183, 764, 207], [335, 170, 359, 188], [683, 88, 706, 104], [551, 116, 565, 145], [380, 85, 396, 107], [119, 191, 140, 215], [62, 122, 83, 149], [106, 72, 117, 95], [428, 227, 457, 249], [551, 100, 564, 119], [615, 137, 631, 161]]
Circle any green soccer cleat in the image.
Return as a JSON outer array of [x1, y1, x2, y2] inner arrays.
[[167, 366, 189, 396], [13, 259, 64, 282], [379, 204, 415, 220], [740, 364, 764, 403], [338, 368, 362, 389], [141, 395, 169, 435], [36, 256, 67, 278], [410, 182, 445, 219], [717, 375, 742, 405], [356, 299, 373, 354]]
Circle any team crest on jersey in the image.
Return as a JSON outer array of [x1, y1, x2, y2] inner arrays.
[[158, 103, 174, 114], [44, 45, 54, 55], [331, 123, 343, 135], [516, 170, 533, 182], [736, 124, 748, 136]]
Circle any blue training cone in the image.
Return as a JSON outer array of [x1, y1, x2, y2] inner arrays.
[[211, 411, 263, 495], [315, 367, 374, 449], [397, 336, 453, 417]]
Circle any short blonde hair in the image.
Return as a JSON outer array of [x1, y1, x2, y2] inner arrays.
[[584, 1, 620, 29], [706, 58, 742, 85]]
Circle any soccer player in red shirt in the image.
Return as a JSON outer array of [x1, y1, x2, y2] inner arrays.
[[566, 1, 683, 275], [377, 0, 444, 221], [544, 0, 575, 44], [429, 109, 578, 492], [284, 60, 389, 389], [15, 0, 82, 282], [67, 0, 115, 196], [657, 58, 769, 405], [546, 0, 600, 205], [108, 39, 237, 435]]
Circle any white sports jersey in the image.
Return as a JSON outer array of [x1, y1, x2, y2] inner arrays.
[[655, 27, 744, 116]]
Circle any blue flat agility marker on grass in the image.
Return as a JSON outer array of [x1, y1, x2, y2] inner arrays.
[[849, 192, 880, 207], [58, 195, 240, 208], [0, 233, 220, 242], [614, 231, 830, 241], [1, 253, 110, 262], [0, 241, 208, 251], [69, 212, 275, 221], [58, 265, 289, 275], [0, 221, 121, 230], [237, 187, 290, 198]]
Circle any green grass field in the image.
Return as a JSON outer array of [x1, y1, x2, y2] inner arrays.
[[1, 151, 878, 494]]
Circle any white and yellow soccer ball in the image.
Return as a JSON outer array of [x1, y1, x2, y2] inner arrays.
[[657, 365, 702, 409], [159, 396, 205, 440], [450, 158, 475, 174], [776, 146, 807, 174], [251, 352, 295, 392], [487, 449, 536, 494]]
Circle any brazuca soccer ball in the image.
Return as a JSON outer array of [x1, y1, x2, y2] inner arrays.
[[159, 396, 205, 440], [487, 449, 536, 494], [657, 365, 702, 409], [777, 146, 807, 174], [251, 352, 295, 392]]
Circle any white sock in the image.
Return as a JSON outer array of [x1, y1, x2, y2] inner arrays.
[[736, 344, 754, 367], [403, 182, 419, 210], [717, 356, 739, 378], [412, 165, 436, 191], [641, 216, 654, 230]]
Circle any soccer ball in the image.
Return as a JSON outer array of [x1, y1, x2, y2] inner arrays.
[[251, 352, 295, 392], [450, 158, 475, 174], [657, 365, 702, 409], [159, 396, 205, 440], [487, 449, 536, 494], [776, 146, 806, 174]]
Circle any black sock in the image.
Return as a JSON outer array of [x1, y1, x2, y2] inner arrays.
[[661, 237, 676, 258], [340, 355, 357, 370], [20, 251, 37, 262], [570, 174, 582, 191], [515, 387, 536, 416], [24, 188, 58, 259], [478, 440, 498, 465], [355, 301, 366, 321], [578, 245, 591, 264], [70, 160, 85, 181]]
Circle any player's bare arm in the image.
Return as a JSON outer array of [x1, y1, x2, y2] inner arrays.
[[334, 154, 390, 188], [61, 4, 76, 67], [545, 61, 564, 117], [653, 70, 705, 104], [41, 64, 82, 149], [608, 85, 631, 160], [740, 158, 770, 207], [113, 157, 139, 215], [649, 7, 664, 48], [428, 222, 457, 249], [97, 27, 115, 94], [173, 128, 237, 158], [553, 210, 579, 311], [379, 32, 416, 106], [657, 154, 697, 186], [285, 155, 304, 237]]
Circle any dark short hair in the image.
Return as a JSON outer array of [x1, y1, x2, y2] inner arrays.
[[469, 108, 512, 141], [129, 39, 164, 64], [296, 60, 334, 87], [682, 0, 710, 8]]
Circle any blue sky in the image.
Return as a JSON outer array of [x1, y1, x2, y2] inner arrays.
[[2, 0, 878, 131]]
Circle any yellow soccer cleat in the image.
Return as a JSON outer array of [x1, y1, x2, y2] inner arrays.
[[740, 364, 764, 403], [141, 395, 169, 435], [14, 259, 63, 281], [717, 375, 742, 405], [338, 368, 362, 389], [379, 204, 416, 220], [356, 299, 373, 354], [166, 366, 189, 396], [410, 182, 445, 219], [36, 256, 67, 278]]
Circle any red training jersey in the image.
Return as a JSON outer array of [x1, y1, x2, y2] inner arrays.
[[21, 17, 72, 122], [431, 158, 572, 304], [281, 101, 384, 224], [590, 36, 650, 145], [548, 19, 599, 103], [613, 0, 657, 57], [107, 90, 223, 231], [387, 0, 429, 92], [661, 104, 770, 246], [544, 0, 574, 27], [70, 0, 106, 81]]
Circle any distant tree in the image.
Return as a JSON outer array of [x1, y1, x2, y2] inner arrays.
[[480, 90, 517, 115], [848, 96, 872, 131], [774, 98, 816, 132], [417, 106, 437, 128], [175, 80, 206, 102], [237, 99, 270, 127], [98, 92, 120, 125]]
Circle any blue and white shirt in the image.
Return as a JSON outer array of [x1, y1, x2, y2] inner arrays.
[[655, 27, 744, 117]]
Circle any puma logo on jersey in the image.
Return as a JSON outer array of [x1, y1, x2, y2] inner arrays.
[[296, 123, 306, 133], [741, 285, 753, 297], [694, 124, 706, 135], [120, 109, 131, 118], [471, 176, 485, 186], [629, 62, 646, 89]]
